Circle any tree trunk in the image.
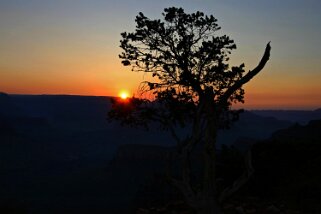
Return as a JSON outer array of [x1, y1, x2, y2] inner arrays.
[[192, 94, 224, 214]]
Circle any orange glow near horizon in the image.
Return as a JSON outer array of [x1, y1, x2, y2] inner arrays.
[[0, 1, 321, 110]]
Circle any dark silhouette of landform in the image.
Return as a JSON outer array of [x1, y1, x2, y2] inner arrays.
[[0, 92, 321, 213]]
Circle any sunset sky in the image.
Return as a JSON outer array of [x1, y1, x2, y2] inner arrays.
[[0, 0, 320, 109]]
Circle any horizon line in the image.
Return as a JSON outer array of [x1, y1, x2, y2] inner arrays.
[[1, 92, 320, 111]]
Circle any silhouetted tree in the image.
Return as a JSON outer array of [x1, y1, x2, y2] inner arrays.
[[109, 7, 271, 214]]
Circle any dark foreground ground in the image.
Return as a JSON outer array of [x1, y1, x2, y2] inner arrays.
[[1, 93, 321, 213]]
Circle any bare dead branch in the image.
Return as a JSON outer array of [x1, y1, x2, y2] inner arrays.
[[219, 42, 271, 105], [218, 149, 254, 203]]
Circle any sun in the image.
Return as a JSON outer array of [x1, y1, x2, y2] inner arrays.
[[119, 90, 129, 100]]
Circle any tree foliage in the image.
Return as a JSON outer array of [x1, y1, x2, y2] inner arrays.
[[121, 7, 243, 100], [109, 7, 271, 214]]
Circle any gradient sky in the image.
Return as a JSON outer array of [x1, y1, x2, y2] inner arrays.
[[0, 0, 320, 109]]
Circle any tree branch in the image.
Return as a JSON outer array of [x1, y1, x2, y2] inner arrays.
[[218, 149, 254, 203], [219, 42, 271, 105]]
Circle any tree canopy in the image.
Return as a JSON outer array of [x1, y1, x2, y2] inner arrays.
[[111, 7, 270, 130]]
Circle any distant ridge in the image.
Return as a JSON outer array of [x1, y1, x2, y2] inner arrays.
[[10, 93, 112, 98], [270, 119, 321, 143], [0, 92, 24, 118], [252, 109, 321, 124]]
